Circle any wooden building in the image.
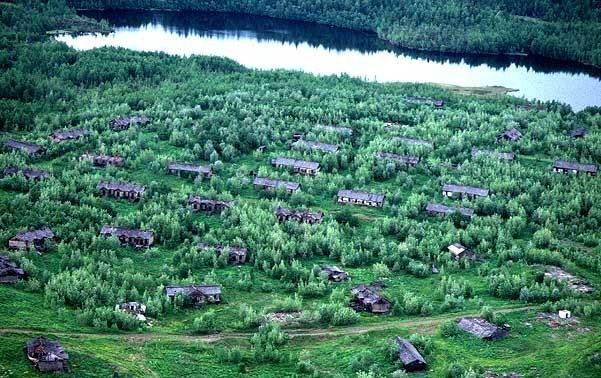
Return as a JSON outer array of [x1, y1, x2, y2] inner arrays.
[[319, 265, 349, 282], [425, 203, 474, 218], [447, 243, 475, 260], [315, 125, 353, 136], [165, 284, 222, 308], [188, 196, 232, 215], [337, 189, 385, 208], [497, 128, 522, 142], [432, 99, 444, 109], [0, 255, 26, 283], [8, 227, 55, 251], [25, 337, 69, 372], [253, 176, 300, 194], [275, 207, 323, 224], [442, 184, 489, 199], [351, 284, 390, 313], [552, 160, 597, 176], [167, 163, 212, 179], [110, 115, 150, 130], [271, 157, 320, 176], [115, 302, 147, 321], [376, 152, 420, 167], [457, 317, 510, 340], [3, 139, 46, 156], [393, 137, 434, 148], [3, 166, 51, 181], [395, 337, 427, 372], [80, 153, 124, 167], [198, 242, 247, 264], [292, 139, 339, 154], [569, 128, 588, 138], [49, 128, 88, 143], [97, 180, 146, 201], [471, 148, 515, 162], [100, 225, 154, 248]]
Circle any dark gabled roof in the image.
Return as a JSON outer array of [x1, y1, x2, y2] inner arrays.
[[26, 337, 69, 362], [457, 317, 508, 339], [275, 206, 323, 222], [97, 180, 146, 194], [393, 137, 433, 148], [188, 196, 232, 207], [197, 242, 247, 257], [100, 225, 154, 240], [271, 157, 320, 171], [80, 153, 124, 165], [351, 284, 388, 304], [569, 128, 588, 138], [376, 152, 420, 165], [167, 162, 211, 174], [499, 128, 522, 141], [0, 255, 25, 277], [3, 166, 51, 180], [292, 139, 339, 153], [553, 160, 597, 174], [315, 125, 353, 135], [49, 128, 88, 141], [471, 148, 515, 161], [253, 176, 300, 191], [337, 189, 385, 203], [426, 203, 474, 217], [3, 139, 46, 154], [443, 184, 489, 197], [111, 115, 151, 128], [11, 227, 54, 242], [165, 284, 221, 297], [396, 337, 427, 368]]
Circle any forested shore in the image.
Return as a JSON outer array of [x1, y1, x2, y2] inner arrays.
[[66, 0, 601, 67]]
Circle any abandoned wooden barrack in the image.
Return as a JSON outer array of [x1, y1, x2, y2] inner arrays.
[[197, 242, 248, 264], [292, 139, 339, 153], [425, 203, 474, 218], [395, 336, 427, 372], [470, 148, 515, 162], [3, 166, 51, 181], [167, 162, 212, 178], [8, 227, 55, 251], [165, 284, 222, 308], [447, 243, 475, 260], [337, 189, 385, 208], [188, 196, 232, 214], [80, 153, 124, 167], [319, 265, 349, 282], [253, 176, 300, 194], [275, 206, 323, 224], [25, 337, 69, 373], [271, 156, 320, 176], [3, 139, 46, 156], [351, 284, 390, 313], [110, 115, 150, 130], [498, 128, 522, 142], [376, 152, 420, 166], [97, 180, 146, 201], [115, 302, 147, 321], [100, 225, 154, 248], [442, 184, 489, 199], [49, 128, 88, 143], [552, 160, 597, 176], [0, 255, 26, 283], [457, 317, 510, 340]]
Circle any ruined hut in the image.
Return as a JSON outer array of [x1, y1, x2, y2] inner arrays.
[[447, 243, 475, 260], [275, 207, 323, 224], [544, 266, 594, 294], [442, 184, 489, 200], [115, 302, 147, 321], [49, 128, 88, 143], [3, 139, 46, 156], [0, 255, 26, 283], [97, 180, 145, 201], [432, 99, 444, 109], [292, 131, 305, 140], [319, 265, 349, 282], [198, 242, 247, 264], [376, 152, 420, 167], [25, 337, 69, 372], [165, 284, 222, 308], [552, 160, 597, 176], [425, 203, 474, 218], [8, 227, 55, 251], [351, 284, 390, 313], [471, 148, 515, 162], [167, 163, 212, 179], [253, 176, 300, 194], [337, 189, 385, 208], [497, 128, 522, 142], [188, 196, 232, 215], [457, 317, 510, 340], [569, 128, 588, 138], [110, 115, 150, 130], [271, 157, 320, 176], [3, 166, 51, 181], [292, 139, 339, 153], [80, 153, 124, 167], [395, 337, 427, 372], [100, 226, 154, 248]]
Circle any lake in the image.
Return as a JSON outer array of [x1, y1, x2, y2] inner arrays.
[[58, 10, 601, 111]]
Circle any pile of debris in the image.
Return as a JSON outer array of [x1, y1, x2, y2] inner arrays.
[[544, 267, 594, 294], [263, 312, 301, 324], [536, 312, 580, 329]]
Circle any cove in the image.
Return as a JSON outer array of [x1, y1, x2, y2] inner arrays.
[[57, 10, 601, 111]]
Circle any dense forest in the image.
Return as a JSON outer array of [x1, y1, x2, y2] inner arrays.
[[1, 1, 601, 377], [66, 0, 601, 67]]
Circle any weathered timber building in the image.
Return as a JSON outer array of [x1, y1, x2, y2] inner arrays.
[[337, 189, 385, 208], [198, 242, 248, 264], [319, 265, 349, 282], [275, 207, 323, 224], [253, 176, 300, 194], [110, 115, 150, 130], [49, 128, 88, 143], [100, 225, 154, 248], [395, 337, 427, 372], [425, 203, 474, 218], [376, 152, 420, 167], [0, 255, 26, 283], [271, 157, 320, 176], [457, 317, 510, 340], [80, 153, 124, 167], [351, 284, 390, 313], [165, 284, 222, 308], [552, 160, 597, 176], [3, 139, 46, 156], [188, 196, 232, 214], [115, 302, 147, 321], [442, 184, 489, 199], [167, 163, 212, 179], [569, 128, 588, 138], [498, 128, 522, 142], [8, 227, 54, 251], [97, 180, 146, 201], [25, 337, 69, 373], [447, 243, 475, 260], [3, 166, 51, 181]]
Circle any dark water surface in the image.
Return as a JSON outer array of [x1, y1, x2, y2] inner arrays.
[[57, 10, 601, 111]]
